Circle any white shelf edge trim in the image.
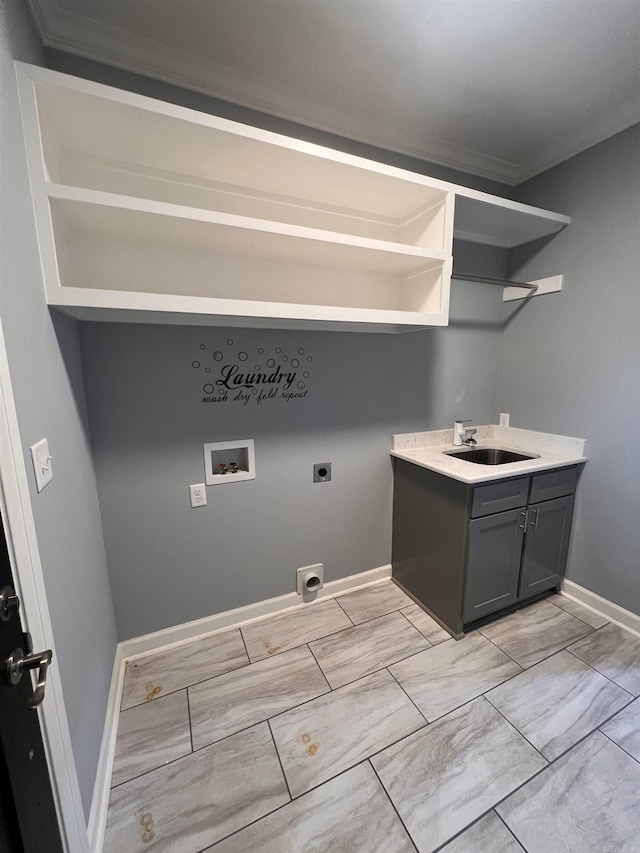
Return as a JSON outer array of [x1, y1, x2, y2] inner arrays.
[[503, 275, 564, 302], [48, 286, 449, 326]]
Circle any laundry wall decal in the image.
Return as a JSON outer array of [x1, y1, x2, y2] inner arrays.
[[191, 339, 312, 406]]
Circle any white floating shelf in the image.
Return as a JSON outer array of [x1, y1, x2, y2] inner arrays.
[[453, 188, 570, 249], [46, 289, 447, 333], [46, 190, 450, 327], [31, 70, 451, 233], [47, 185, 448, 277], [16, 62, 569, 332]]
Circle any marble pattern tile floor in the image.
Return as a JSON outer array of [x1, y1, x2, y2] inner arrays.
[[389, 630, 522, 722], [121, 629, 249, 711], [111, 690, 192, 787], [240, 598, 352, 662], [371, 697, 547, 853], [105, 583, 640, 853], [334, 581, 414, 624], [308, 610, 431, 689], [270, 668, 425, 797], [600, 697, 640, 761], [189, 645, 330, 750], [439, 809, 525, 853], [477, 598, 594, 668], [497, 732, 640, 853], [485, 649, 632, 760], [568, 622, 640, 696], [401, 603, 452, 645], [545, 592, 609, 629]]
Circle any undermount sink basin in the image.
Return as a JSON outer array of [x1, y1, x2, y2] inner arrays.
[[445, 447, 538, 465]]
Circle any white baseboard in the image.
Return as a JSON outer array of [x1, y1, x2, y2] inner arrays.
[[120, 564, 392, 662], [561, 579, 640, 639], [87, 645, 126, 853], [88, 564, 392, 851]]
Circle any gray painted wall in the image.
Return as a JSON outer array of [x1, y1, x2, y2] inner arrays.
[[0, 2, 117, 816], [80, 270, 505, 640], [499, 125, 640, 616]]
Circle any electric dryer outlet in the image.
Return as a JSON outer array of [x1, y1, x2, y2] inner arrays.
[[313, 463, 331, 482]]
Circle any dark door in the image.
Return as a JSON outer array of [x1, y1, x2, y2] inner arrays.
[[519, 495, 575, 599], [0, 513, 63, 853], [463, 508, 525, 623]]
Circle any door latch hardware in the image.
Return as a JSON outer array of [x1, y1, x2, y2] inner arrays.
[[3, 646, 53, 709], [0, 586, 20, 622]]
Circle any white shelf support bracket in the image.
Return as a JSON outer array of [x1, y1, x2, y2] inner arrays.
[[503, 274, 564, 302]]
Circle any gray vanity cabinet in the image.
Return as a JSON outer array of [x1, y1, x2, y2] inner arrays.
[[392, 460, 579, 637]]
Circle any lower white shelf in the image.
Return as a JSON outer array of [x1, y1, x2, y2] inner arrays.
[[42, 187, 451, 332], [49, 286, 449, 332]]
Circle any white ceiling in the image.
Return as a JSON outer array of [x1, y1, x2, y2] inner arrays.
[[28, 0, 640, 185]]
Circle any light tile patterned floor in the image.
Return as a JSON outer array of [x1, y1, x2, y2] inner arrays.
[[104, 583, 640, 853]]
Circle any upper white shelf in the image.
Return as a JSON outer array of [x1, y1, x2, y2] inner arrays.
[[29, 68, 452, 251], [453, 188, 570, 249], [16, 62, 569, 332]]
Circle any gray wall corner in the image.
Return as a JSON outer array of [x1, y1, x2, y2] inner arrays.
[[500, 125, 640, 616]]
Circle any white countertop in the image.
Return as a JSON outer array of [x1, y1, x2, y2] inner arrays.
[[391, 425, 588, 484]]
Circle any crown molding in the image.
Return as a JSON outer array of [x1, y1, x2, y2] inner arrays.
[[29, 5, 520, 185], [513, 97, 640, 184], [27, 1, 639, 187]]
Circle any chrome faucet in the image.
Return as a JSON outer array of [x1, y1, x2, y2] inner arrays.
[[463, 428, 477, 446], [453, 419, 477, 446]]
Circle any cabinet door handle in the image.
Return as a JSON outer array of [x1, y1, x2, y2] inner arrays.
[[530, 507, 539, 531], [519, 509, 528, 531]]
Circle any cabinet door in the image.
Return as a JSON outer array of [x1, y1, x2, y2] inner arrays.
[[519, 495, 575, 599], [463, 509, 525, 623]]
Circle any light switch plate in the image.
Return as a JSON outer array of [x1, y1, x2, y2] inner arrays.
[[30, 439, 53, 493]]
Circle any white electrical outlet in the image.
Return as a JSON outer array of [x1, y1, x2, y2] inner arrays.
[[499, 413, 510, 427], [189, 483, 207, 508]]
